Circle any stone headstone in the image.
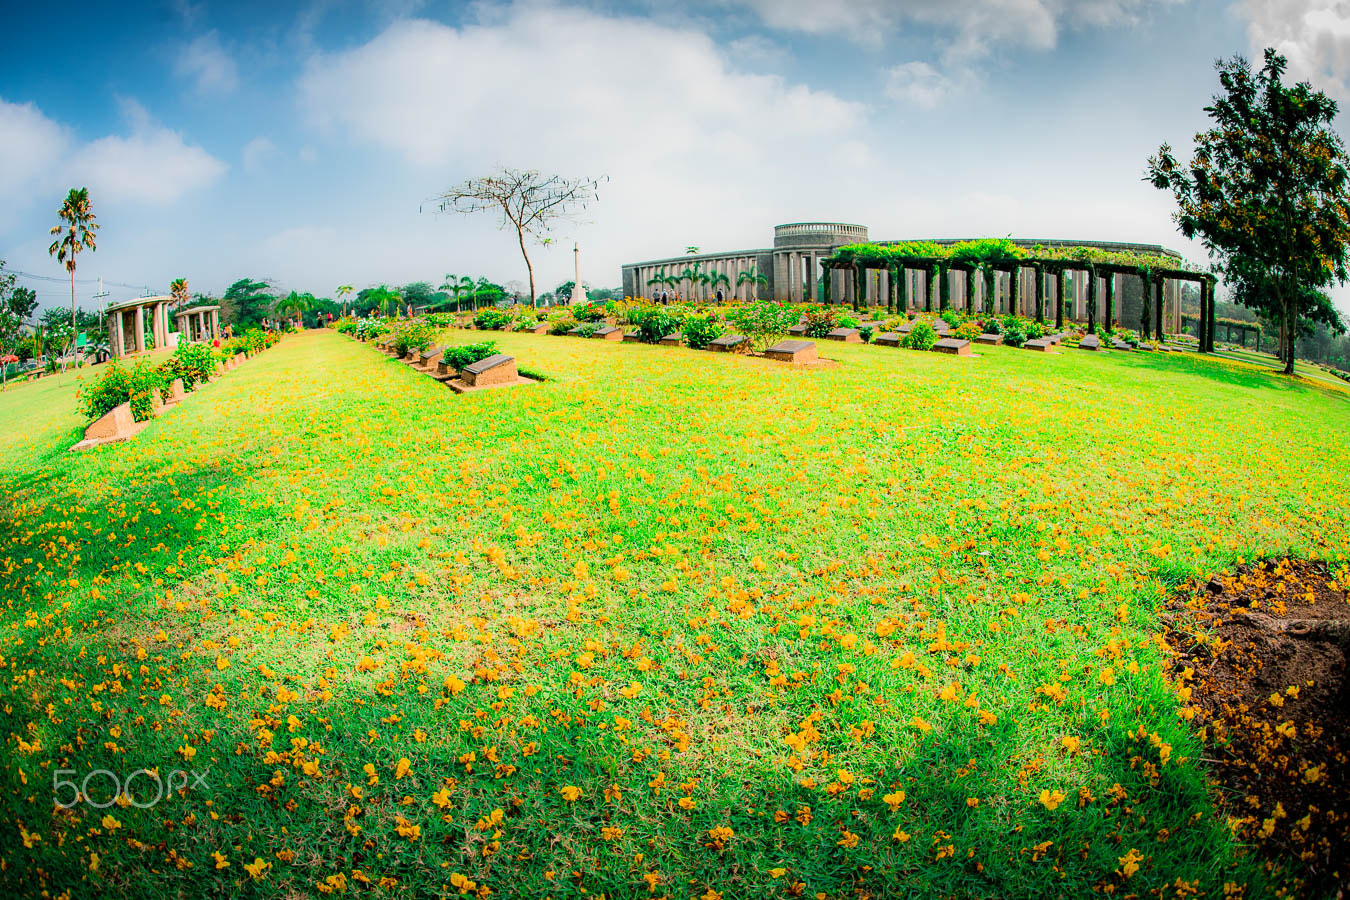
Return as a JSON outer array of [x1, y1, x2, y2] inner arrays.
[[873, 333, 901, 347], [933, 320, 952, 334], [419, 347, 445, 369], [622, 332, 642, 342], [529, 323, 549, 334], [708, 334, 747, 353], [787, 324, 807, 336], [567, 326, 585, 336], [1078, 334, 1101, 351], [462, 354, 518, 387], [1111, 339, 1133, 351], [594, 326, 622, 340], [975, 333, 1003, 345], [1135, 343, 1155, 352], [659, 333, 684, 347], [932, 338, 972, 356], [71, 401, 149, 452], [898, 321, 914, 333], [234, 353, 245, 365], [1023, 339, 1054, 352], [167, 378, 186, 403], [764, 340, 818, 365], [1044, 333, 1062, 344], [825, 328, 861, 343]]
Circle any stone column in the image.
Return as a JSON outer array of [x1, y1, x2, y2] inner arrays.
[[133, 305, 144, 353], [110, 310, 122, 357]]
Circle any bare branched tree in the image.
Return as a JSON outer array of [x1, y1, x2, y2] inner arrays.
[[436, 168, 605, 307]]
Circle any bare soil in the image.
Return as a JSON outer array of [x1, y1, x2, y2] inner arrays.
[[1164, 558, 1350, 896]]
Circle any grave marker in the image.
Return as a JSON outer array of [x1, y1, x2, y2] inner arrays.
[[764, 340, 818, 365], [932, 338, 972, 356]]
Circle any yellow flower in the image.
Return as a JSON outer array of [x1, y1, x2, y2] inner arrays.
[[559, 785, 582, 802], [892, 827, 910, 843], [244, 858, 270, 879], [882, 790, 906, 811], [101, 814, 120, 831], [212, 851, 229, 869], [394, 757, 411, 779], [394, 816, 420, 840], [1038, 789, 1066, 811], [1061, 736, 1081, 755], [678, 797, 698, 810]]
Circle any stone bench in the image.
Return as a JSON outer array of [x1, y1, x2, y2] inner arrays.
[[708, 334, 748, 353], [659, 332, 684, 347], [593, 326, 623, 341], [975, 333, 1003, 345], [873, 333, 901, 347], [825, 328, 861, 343], [764, 340, 818, 365], [931, 338, 972, 356]]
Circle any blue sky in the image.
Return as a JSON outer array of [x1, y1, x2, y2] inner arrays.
[[3, 0, 1349, 313]]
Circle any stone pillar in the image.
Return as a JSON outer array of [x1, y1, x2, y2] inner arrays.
[[110, 310, 122, 357], [133, 305, 144, 353]]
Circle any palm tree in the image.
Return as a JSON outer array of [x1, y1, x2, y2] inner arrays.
[[169, 277, 190, 310], [48, 188, 98, 371], [708, 270, 731, 303], [680, 262, 703, 303], [274, 291, 314, 327], [336, 284, 354, 317], [645, 267, 669, 301], [440, 275, 475, 313], [737, 266, 768, 302]]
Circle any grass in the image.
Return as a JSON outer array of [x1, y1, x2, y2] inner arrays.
[[1, 328, 1348, 899]]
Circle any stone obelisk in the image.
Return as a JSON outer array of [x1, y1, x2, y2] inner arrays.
[[569, 242, 588, 305]]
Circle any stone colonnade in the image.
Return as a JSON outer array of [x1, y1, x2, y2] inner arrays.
[[630, 255, 769, 303], [174, 306, 222, 344], [108, 297, 172, 359], [822, 259, 1216, 346]]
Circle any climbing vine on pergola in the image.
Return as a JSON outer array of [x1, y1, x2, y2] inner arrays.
[[820, 240, 1219, 349]]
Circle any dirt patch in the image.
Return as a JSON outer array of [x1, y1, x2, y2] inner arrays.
[[1164, 558, 1350, 895]]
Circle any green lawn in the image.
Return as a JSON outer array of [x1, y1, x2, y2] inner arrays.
[[2, 329, 1347, 899]]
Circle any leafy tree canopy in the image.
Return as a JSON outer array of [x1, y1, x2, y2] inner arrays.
[[223, 278, 276, 330]]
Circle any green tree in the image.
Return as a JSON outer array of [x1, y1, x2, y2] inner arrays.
[[223, 278, 275, 330], [274, 291, 315, 325], [336, 284, 354, 317], [0, 305, 21, 389], [1147, 49, 1350, 374], [708, 270, 730, 303], [8, 286, 38, 321], [169, 277, 190, 310], [435, 168, 604, 306], [736, 266, 768, 302], [47, 187, 99, 370]]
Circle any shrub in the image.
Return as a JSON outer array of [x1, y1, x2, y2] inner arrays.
[[172, 339, 218, 388], [727, 302, 798, 352], [682, 312, 725, 350], [355, 318, 388, 341], [1024, 319, 1046, 339], [633, 306, 683, 344], [392, 324, 435, 356], [982, 317, 1003, 335], [954, 321, 982, 341], [859, 325, 875, 344], [939, 310, 961, 328], [802, 305, 836, 338], [474, 308, 512, 330], [837, 315, 860, 330], [77, 360, 132, 421], [574, 304, 606, 323], [577, 322, 599, 338], [1002, 326, 1028, 347], [907, 321, 937, 351], [548, 315, 577, 335], [442, 341, 498, 371]]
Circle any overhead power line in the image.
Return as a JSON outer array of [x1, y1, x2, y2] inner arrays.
[[7, 270, 151, 292]]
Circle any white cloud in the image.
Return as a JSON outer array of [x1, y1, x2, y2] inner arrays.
[[884, 61, 964, 108], [66, 101, 226, 205], [296, 4, 865, 286], [0, 99, 70, 213], [174, 31, 240, 95], [243, 137, 278, 171], [1237, 0, 1350, 99]]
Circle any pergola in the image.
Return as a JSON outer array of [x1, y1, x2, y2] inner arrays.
[[107, 295, 172, 359], [174, 305, 222, 344], [820, 241, 1220, 349]]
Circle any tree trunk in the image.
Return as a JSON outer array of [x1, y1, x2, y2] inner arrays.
[[516, 228, 536, 307]]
